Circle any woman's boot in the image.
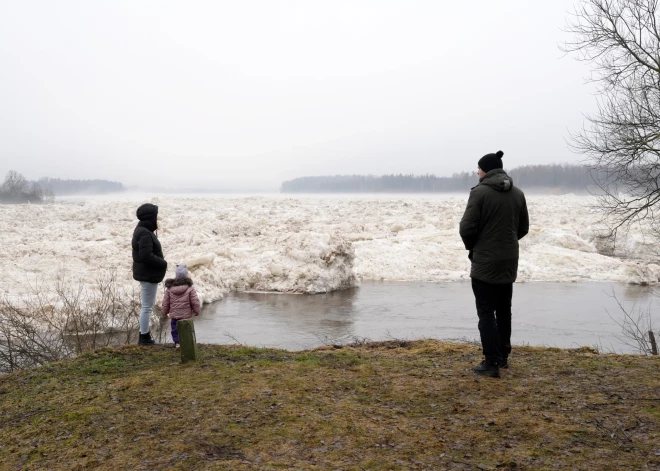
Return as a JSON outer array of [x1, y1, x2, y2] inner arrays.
[[138, 332, 155, 346]]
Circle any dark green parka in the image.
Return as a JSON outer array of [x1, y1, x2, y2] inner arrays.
[[459, 169, 529, 284]]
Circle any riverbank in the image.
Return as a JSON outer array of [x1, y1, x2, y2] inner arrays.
[[0, 340, 658, 470]]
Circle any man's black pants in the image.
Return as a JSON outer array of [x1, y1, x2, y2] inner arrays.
[[471, 278, 513, 365]]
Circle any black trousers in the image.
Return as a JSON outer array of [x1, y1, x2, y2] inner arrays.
[[471, 278, 513, 365]]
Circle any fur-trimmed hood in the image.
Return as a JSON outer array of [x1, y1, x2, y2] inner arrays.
[[164, 277, 193, 288]]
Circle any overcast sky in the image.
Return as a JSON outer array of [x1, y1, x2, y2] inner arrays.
[[0, 0, 595, 190]]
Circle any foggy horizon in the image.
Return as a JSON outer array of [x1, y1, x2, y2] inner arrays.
[[1, 1, 595, 190], [4, 159, 591, 194]]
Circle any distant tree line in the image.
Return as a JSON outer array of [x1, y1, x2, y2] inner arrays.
[[38, 177, 125, 195], [508, 164, 594, 190], [0, 171, 126, 203], [281, 164, 595, 193]]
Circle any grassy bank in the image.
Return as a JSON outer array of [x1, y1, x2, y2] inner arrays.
[[0, 340, 658, 470]]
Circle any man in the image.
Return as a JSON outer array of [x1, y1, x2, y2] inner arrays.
[[459, 150, 529, 378]]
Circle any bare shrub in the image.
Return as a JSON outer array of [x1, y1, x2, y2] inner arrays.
[[608, 292, 659, 355], [1, 170, 28, 196], [0, 270, 164, 373]]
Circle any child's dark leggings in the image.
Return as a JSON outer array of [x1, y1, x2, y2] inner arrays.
[[170, 319, 179, 344]]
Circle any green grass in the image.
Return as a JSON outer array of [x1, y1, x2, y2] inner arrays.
[[0, 341, 658, 470]]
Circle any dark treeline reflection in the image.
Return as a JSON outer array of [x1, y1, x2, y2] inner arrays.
[[281, 164, 595, 193]]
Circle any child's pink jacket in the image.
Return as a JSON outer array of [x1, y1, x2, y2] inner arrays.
[[162, 277, 201, 320]]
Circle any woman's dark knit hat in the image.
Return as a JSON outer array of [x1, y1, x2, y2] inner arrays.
[[478, 150, 504, 173]]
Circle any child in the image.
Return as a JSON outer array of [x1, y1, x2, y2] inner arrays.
[[162, 264, 201, 348]]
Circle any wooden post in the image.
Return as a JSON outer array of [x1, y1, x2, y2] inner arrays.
[[649, 330, 658, 356], [177, 319, 198, 363]]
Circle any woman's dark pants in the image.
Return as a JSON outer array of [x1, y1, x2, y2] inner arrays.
[[471, 278, 513, 365]]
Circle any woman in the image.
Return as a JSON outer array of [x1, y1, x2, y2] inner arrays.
[[132, 203, 168, 345]]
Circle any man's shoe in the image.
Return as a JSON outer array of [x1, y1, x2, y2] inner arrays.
[[500, 357, 509, 369], [138, 332, 156, 346], [473, 360, 500, 378]]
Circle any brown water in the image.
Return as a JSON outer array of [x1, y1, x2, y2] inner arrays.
[[194, 281, 657, 353]]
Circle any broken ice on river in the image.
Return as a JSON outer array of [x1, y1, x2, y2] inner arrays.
[[1, 194, 658, 306]]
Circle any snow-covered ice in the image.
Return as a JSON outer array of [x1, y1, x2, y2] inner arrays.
[[1, 194, 658, 305]]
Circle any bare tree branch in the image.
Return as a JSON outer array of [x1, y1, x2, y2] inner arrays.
[[563, 0, 660, 239]]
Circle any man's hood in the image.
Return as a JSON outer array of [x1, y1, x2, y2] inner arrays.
[[478, 169, 513, 192]]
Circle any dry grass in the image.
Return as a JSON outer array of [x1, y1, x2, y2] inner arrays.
[[0, 340, 658, 470]]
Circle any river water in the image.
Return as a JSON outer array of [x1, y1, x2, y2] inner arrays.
[[193, 281, 657, 353]]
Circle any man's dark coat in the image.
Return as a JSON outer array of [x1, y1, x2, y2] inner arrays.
[[459, 169, 529, 284]]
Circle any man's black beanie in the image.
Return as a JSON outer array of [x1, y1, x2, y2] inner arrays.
[[478, 150, 504, 173]]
